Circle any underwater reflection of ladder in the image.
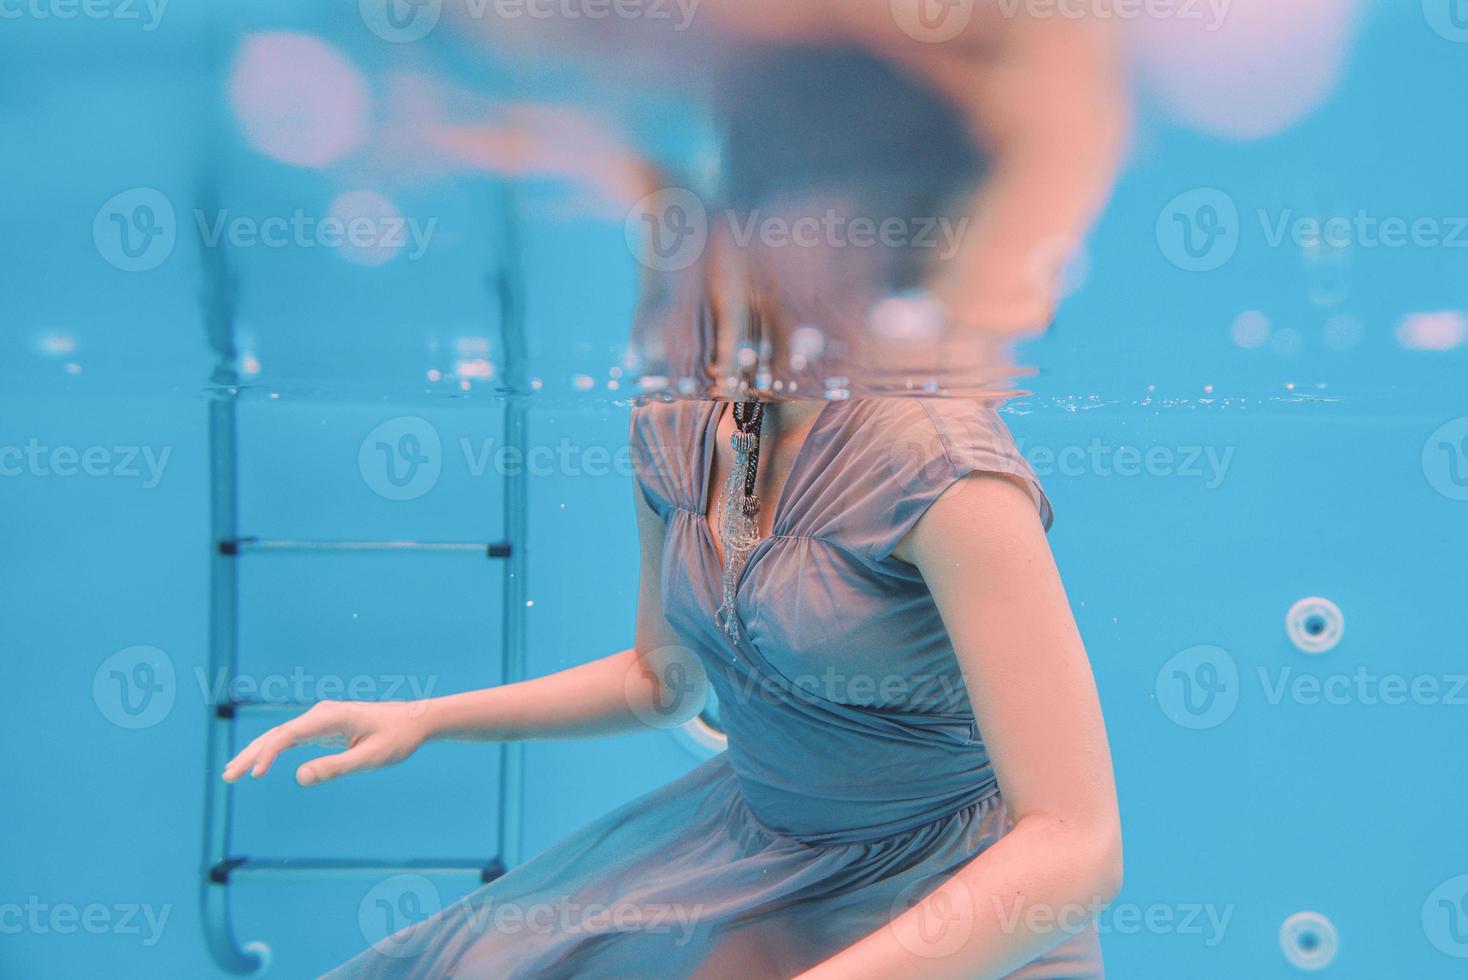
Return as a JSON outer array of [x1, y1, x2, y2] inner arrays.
[[196, 194, 528, 975]]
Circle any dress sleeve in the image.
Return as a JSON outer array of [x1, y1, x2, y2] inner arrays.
[[867, 399, 1053, 563], [629, 401, 707, 521]]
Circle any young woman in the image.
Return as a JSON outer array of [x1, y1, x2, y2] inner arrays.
[[224, 381, 1120, 978], [226, 7, 1126, 976]]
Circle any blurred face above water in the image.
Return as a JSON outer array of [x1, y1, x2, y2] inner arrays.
[[365, 1, 1131, 399]]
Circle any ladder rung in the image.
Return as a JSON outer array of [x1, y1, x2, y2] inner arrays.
[[210, 857, 506, 884], [215, 700, 320, 718], [219, 538, 511, 558], [214, 700, 436, 719]]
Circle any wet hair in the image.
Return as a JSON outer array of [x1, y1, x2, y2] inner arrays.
[[718, 42, 988, 250]]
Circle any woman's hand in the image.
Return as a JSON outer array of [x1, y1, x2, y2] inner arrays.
[[221, 700, 432, 788]]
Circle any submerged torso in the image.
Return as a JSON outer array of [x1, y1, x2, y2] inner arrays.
[[631, 396, 1051, 843]]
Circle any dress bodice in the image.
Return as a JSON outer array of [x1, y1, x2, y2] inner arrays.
[[630, 397, 1051, 843]]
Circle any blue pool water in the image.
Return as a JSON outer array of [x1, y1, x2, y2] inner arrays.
[[2, 2, 1467, 977]]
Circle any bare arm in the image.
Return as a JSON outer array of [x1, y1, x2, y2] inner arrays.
[[668, 0, 1131, 334], [911, 11, 1130, 335], [798, 472, 1122, 979], [444, 0, 1125, 338], [222, 476, 704, 786], [417, 481, 704, 743]]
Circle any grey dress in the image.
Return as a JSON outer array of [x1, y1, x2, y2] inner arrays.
[[325, 397, 1104, 979]]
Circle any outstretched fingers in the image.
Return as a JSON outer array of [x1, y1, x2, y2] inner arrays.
[[221, 702, 346, 782], [295, 741, 383, 787]]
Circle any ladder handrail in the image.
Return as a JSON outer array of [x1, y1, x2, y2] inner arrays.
[[199, 174, 530, 974], [197, 129, 263, 967], [493, 183, 529, 873]]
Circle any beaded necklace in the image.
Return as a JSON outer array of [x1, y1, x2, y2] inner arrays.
[[712, 293, 767, 643]]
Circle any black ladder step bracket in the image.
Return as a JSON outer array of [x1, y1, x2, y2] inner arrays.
[[209, 856, 249, 885], [217, 538, 511, 557], [213, 699, 311, 721]]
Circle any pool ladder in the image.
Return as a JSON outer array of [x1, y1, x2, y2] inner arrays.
[[196, 197, 530, 974]]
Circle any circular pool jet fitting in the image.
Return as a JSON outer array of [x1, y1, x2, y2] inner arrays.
[[675, 713, 727, 757], [674, 690, 727, 758], [1279, 911, 1338, 971], [1286, 597, 1344, 654]]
